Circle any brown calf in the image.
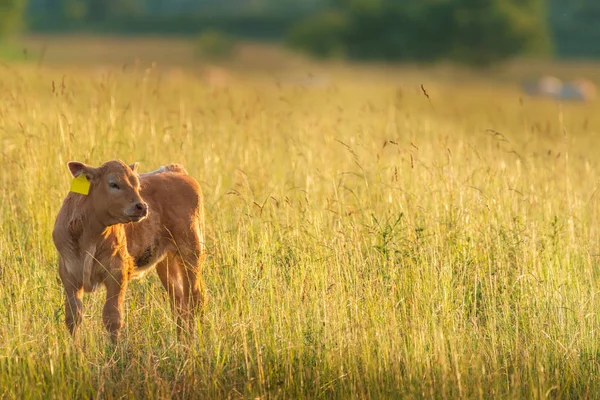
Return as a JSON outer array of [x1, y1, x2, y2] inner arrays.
[[52, 160, 206, 341]]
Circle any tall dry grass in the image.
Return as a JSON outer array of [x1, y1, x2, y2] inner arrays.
[[1, 61, 600, 399]]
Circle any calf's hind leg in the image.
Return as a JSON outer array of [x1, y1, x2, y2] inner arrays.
[[156, 254, 186, 336], [179, 246, 206, 331], [157, 249, 205, 337]]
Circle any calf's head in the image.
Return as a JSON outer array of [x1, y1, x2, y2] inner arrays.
[[67, 160, 148, 226]]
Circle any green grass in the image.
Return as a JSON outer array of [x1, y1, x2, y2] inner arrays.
[[2, 59, 600, 399], [0, 40, 30, 62]]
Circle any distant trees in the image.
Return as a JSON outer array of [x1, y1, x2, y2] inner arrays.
[[18, 0, 600, 64], [25, 0, 311, 36], [0, 0, 27, 36], [40, 0, 141, 22], [288, 0, 551, 66], [548, 0, 600, 58]]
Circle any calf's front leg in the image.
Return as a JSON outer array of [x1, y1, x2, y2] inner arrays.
[[103, 269, 127, 342], [59, 260, 83, 338], [65, 287, 83, 336]]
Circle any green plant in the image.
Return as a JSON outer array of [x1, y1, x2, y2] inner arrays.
[[287, 10, 348, 58], [195, 29, 236, 59]]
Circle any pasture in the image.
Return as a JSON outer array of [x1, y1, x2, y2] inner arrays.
[[2, 36, 600, 398]]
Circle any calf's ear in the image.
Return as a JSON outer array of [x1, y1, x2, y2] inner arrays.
[[67, 161, 97, 180], [129, 162, 139, 173]]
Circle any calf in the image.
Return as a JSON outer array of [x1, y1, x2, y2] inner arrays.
[[52, 160, 206, 341]]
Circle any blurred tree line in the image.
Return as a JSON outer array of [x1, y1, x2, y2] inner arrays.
[[23, 0, 313, 37], [0, 0, 598, 65], [288, 0, 551, 65]]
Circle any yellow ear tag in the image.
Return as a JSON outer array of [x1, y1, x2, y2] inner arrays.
[[70, 174, 91, 195]]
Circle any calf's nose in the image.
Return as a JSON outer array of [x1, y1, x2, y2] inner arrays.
[[135, 202, 148, 214]]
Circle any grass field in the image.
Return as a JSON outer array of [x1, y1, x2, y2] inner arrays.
[[3, 35, 600, 399]]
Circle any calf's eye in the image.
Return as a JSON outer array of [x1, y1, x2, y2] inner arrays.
[[109, 182, 121, 190]]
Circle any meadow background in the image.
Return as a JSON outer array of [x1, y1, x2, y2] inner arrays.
[[1, 1, 600, 399]]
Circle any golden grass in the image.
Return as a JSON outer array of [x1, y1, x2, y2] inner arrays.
[[2, 51, 600, 398]]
